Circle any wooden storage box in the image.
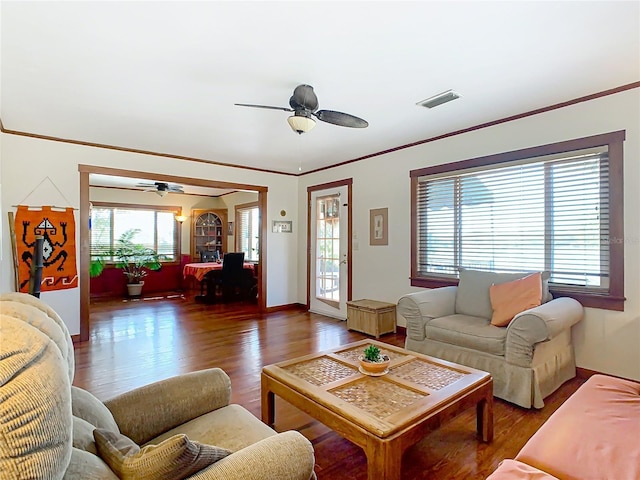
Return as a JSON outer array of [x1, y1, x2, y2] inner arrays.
[[346, 299, 397, 338]]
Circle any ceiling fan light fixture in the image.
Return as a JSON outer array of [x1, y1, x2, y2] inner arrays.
[[156, 189, 169, 197], [287, 114, 316, 134]]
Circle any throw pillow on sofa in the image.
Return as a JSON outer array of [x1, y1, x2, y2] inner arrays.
[[489, 272, 542, 326], [94, 428, 231, 480]]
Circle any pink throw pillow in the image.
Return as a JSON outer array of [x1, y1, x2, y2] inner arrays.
[[490, 272, 542, 327]]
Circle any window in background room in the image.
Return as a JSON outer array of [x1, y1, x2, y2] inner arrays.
[[410, 131, 625, 311], [235, 203, 259, 262], [90, 203, 180, 262]]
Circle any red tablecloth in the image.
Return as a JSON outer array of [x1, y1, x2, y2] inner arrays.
[[183, 262, 255, 282]]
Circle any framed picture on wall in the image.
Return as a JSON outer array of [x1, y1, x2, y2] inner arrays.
[[227, 221, 234, 236], [370, 208, 388, 246], [272, 220, 292, 233]]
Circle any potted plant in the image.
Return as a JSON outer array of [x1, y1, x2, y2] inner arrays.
[[90, 228, 163, 297], [359, 344, 391, 375]]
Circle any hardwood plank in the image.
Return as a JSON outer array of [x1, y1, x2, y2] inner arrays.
[[74, 294, 584, 479]]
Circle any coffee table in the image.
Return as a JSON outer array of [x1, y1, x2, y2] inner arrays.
[[261, 339, 493, 480]]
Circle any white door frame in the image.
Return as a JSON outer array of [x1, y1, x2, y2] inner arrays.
[[306, 179, 352, 317]]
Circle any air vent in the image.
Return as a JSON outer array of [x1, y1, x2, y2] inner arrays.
[[416, 90, 461, 109]]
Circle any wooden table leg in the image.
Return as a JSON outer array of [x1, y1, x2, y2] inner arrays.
[[476, 381, 494, 442], [261, 374, 275, 427], [366, 438, 402, 480]]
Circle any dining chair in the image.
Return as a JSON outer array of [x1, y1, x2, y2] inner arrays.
[[219, 252, 246, 301]]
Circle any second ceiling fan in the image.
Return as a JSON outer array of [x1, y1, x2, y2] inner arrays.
[[136, 181, 184, 197], [235, 84, 368, 134]]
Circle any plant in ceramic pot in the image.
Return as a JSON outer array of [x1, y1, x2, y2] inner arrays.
[[90, 229, 163, 297], [359, 344, 391, 374]]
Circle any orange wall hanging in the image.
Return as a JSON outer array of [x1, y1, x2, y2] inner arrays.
[[14, 205, 78, 292]]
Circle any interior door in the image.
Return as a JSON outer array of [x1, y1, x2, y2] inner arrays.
[[309, 185, 349, 319]]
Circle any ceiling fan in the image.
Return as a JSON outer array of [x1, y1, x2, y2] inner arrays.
[[235, 84, 369, 134], [136, 181, 184, 197]]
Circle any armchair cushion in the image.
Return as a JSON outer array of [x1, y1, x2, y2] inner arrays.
[[64, 448, 119, 479], [427, 314, 507, 356], [94, 429, 230, 480], [148, 404, 278, 452]]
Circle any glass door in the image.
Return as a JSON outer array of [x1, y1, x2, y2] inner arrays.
[[309, 185, 348, 319]]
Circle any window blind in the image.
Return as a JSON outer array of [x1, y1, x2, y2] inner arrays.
[[90, 205, 178, 261], [236, 205, 259, 261], [238, 208, 250, 256], [417, 149, 610, 290]]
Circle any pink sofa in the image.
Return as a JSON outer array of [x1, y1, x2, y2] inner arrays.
[[488, 374, 640, 480]]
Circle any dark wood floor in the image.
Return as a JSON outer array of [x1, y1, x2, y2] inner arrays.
[[74, 293, 584, 480]]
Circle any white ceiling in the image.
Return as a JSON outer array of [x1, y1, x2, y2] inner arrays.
[[2, 1, 639, 177]]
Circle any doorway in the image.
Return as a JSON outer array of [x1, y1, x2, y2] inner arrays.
[[307, 179, 352, 319], [78, 164, 268, 342]]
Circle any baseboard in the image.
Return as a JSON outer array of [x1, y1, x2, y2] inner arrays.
[[264, 303, 307, 313], [576, 367, 601, 379], [71, 334, 81, 344], [576, 367, 637, 383]]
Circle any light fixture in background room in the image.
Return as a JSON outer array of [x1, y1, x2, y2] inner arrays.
[[287, 112, 316, 134], [175, 214, 187, 223]]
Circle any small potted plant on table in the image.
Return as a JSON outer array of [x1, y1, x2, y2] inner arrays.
[[359, 344, 391, 375]]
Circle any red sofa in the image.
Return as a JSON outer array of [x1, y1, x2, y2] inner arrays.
[[488, 374, 640, 480]]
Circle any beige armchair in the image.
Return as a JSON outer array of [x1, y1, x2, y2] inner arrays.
[[397, 269, 584, 408], [0, 292, 316, 480]]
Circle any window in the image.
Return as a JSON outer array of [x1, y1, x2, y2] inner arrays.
[[315, 194, 341, 304], [235, 202, 259, 262], [90, 203, 180, 262], [410, 131, 625, 311]]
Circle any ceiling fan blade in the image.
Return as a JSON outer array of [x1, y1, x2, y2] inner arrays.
[[314, 110, 369, 128], [292, 85, 318, 111], [235, 103, 293, 112]]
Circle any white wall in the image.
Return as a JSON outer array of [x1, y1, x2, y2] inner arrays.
[[0, 136, 299, 334], [298, 87, 640, 381]]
